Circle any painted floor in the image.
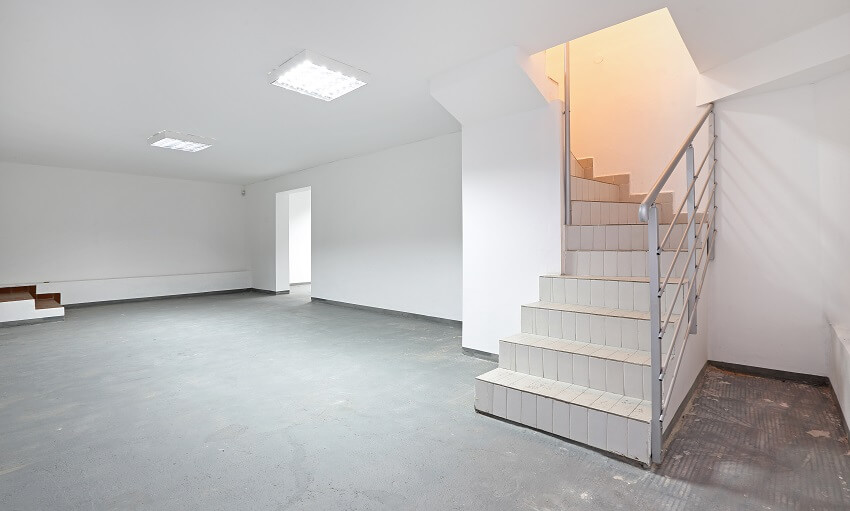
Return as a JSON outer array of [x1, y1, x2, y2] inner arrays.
[[0, 286, 848, 510]]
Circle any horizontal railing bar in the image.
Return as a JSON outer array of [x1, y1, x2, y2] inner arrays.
[[658, 196, 715, 337], [639, 104, 713, 222], [660, 207, 716, 368], [659, 159, 715, 251], [662, 227, 717, 411]]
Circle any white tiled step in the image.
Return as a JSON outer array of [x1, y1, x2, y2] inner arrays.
[[539, 275, 684, 314], [498, 333, 651, 399], [564, 224, 698, 251], [562, 250, 688, 278], [474, 368, 650, 464], [571, 200, 675, 226], [520, 301, 676, 353], [570, 176, 620, 202]]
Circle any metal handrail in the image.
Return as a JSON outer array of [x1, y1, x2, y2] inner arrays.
[[643, 103, 717, 465], [639, 105, 714, 222]]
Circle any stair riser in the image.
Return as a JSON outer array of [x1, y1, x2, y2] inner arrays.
[[563, 251, 687, 278], [474, 380, 649, 463], [570, 177, 620, 202], [539, 277, 684, 314], [571, 201, 675, 225], [564, 225, 696, 251], [499, 340, 650, 399], [520, 306, 674, 353]]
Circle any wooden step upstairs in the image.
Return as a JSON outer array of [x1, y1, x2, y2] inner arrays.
[[0, 286, 64, 325]]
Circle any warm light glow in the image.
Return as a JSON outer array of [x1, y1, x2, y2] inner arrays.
[[269, 50, 368, 101]]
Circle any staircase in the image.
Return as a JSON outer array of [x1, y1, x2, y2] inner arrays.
[[0, 286, 64, 325], [474, 105, 717, 466]]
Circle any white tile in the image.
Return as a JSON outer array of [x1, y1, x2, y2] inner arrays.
[[631, 225, 645, 250], [627, 419, 649, 462], [506, 388, 522, 422], [529, 347, 544, 377], [499, 341, 515, 370], [590, 252, 604, 276], [534, 308, 548, 336], [604, 316, 622, 347], [603, 251, 618, 276], [561, 312, 576, 340], [548, 310, 563, 338], [536, 396, 553, 433], [563, 252, 577, 274], [564, 278, 578, 303], [543, 349, 558, 379], [515, 344, 530, 374], [624, 363, 643, 399], [475, 380, 493, 413], [618, 282, 635, 310], [567, 230, 580, 250], [587, 409, 608, 449], [580, 226, 593, 250], [637, 320, 650, 351], [569, 405, 588, 443], [577, 280, 591, 305], [552, 278, 566, 303], [590, 315, 605, 344], [634, 283, 649, 312], [643, 366, 652, 400], [553, 400, 570, 437], [605, 360, 625, 394], [521, 307, 534, 333], [605, 226, 618, 250], [590, 281, 604, 307], [575, 314, 590, 343], [588, 357, 606, 390], [592, 226, 606, 250], [607, 414, 629, 457], [557, 352, 573, 383], [617, 252, 632, 276], [577, 251, 591, 274], [604, 281, 619, 308], [590, 202, 601, 225], [520, 392, 537, 427], [492, 385, 507, 417], [631, 252, 646, 277], [621, 319, 639, 350], [539, 277, 552, 302], [572, 354, 589, 387], [618, 226, 631, 250]]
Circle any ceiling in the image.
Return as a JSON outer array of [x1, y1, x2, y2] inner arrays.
[[1, 0, 847, 184]]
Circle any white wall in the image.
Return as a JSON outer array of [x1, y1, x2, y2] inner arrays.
[[709, 85, 827, 376], [288, 188, 312, 284], [0, 161, 249, 304], [815, 70, 850, 330], [461, 103, 563, 353], [247, 133, 462, 320], [569, 9, 707, 205]]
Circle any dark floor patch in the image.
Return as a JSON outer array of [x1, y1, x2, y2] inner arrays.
[[0, 287, 848, 510], [657, 367, 850, 510]]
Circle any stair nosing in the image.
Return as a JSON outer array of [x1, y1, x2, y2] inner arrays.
[[502, 333, 650, 365], [523, 301, 657, 321]]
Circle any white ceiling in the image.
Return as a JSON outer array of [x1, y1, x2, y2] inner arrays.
[[1, 0, 847, 184]]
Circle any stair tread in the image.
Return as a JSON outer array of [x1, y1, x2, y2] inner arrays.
[[524, 301, 658, 321], [542, 274, 685, 284], [502, 333, 651, 365], [477, 368, 651, 422], [0, 292, 35, 303], [34, 298, 61, 309]]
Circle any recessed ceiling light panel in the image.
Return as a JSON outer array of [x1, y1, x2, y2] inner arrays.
[[269, 50, 368, 101], [148, 131, 213, 152]]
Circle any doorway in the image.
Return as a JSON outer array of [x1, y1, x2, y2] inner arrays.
[[275, 187, 311, 295]]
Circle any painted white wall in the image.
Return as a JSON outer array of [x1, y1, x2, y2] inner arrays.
[[288, 188, 312, 284], [0, 161, 249, 304], [709, 85, 827, 376], [815, 70, 850, 330], [461, 103, 563, 353], [568, 9, 708, 205], [247, 133, 462, 320]]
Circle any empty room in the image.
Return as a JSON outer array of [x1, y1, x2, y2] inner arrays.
[[2, 1, 850, 509]]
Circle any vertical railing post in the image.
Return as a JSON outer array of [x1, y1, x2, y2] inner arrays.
[[709, 112, 717, 261], [560, 43, 571, 275], [648, 204, 663, 464], [685, 144, 697, 334]]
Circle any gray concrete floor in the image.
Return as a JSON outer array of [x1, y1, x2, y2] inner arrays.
[[1, 286, 848, 510]]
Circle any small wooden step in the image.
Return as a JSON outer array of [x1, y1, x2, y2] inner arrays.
[[35, 298, 62, 310], [0, 291, 35, 303]]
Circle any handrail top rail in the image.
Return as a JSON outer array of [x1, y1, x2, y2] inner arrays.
[[639, 104, 714, 222]]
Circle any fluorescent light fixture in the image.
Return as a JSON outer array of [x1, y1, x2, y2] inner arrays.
[[148, 130, 213, 152], [269, 50, 368, 101]]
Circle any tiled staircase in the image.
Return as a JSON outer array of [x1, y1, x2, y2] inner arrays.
[[0, 285, 64, 325], [474, 157, 686, 465]]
